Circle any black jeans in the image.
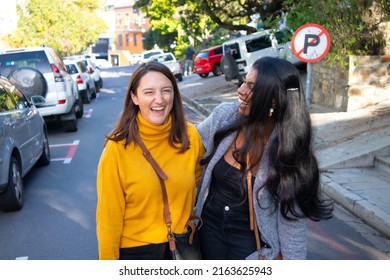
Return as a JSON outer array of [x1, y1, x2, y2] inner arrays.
[[199, 195, 258, 260], [119, 242, 172, 260]]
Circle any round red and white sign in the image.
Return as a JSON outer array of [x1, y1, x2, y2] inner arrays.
[[291, 23, 331, 63]]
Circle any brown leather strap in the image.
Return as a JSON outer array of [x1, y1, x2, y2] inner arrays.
[[134, 134, 168, 180], [247, 156, 282, 260], [246, 168, 262, 259], [134, 134, 175, 250]]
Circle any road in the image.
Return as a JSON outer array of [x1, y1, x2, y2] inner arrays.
[[0, 66, 389, 260]]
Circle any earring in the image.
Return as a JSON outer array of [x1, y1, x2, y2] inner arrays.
[[268, 108, 274, 117]]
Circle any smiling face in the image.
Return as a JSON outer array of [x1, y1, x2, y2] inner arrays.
[[131, 71, 174, 125], [237, 68, 257, 116]]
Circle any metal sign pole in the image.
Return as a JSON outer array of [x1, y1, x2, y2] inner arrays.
[[306, 62, 312, 107], [291, 23, 331, 109]]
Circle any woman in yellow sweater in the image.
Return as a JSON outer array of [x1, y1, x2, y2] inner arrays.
[[96, 61, 204, 260]]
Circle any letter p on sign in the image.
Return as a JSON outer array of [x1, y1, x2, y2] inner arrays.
[[292, 23, 331, 63]]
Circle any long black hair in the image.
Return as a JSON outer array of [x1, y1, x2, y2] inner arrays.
[[202, 56, 333, 221]]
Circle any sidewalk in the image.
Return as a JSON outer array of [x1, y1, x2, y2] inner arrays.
[[180, 74, 390, 239]]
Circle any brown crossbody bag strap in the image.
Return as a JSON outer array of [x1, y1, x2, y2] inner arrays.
[[246, 156, 282, 260], [134, 134, 177, 251], [246, 167, 262, 259]]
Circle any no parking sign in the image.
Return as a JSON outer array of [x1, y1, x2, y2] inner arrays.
[[292, 23, 331, 63]]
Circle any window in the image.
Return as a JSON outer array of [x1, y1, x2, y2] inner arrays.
[[0, 84, 16, 112], [245, 35, 272, 53], [214, 46, 223, 55], [118, 34, 123, 49], [0, 51, 51, 76], [225, 43, 241, 60], [134, 34, 138, 47], [67, 64, 78, 74]]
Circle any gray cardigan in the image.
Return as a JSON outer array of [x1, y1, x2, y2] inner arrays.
[[194, 102, 307, 260]]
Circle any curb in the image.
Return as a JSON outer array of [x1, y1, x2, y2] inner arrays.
[[181, 94, 211, 117], [322, 175, 390, 239]]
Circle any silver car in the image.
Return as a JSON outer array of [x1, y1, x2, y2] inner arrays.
[[0, 76, 50, 211]]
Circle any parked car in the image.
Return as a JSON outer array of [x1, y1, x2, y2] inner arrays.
[[149, 52, 183, 82], [194, 45, 224, 78], [64, 59, 96, 104], [95, 58, 112, 69], [221, 29, 304, 80], [0, 47, 80, 132], [0, 76, 50, 211], [80, 58, 103, 92], [129, 54, 142, 65], [141, 49, 164, 64]]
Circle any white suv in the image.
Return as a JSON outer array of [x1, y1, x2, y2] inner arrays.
[[149, 52, 183, 81], [0, 47, 81, 132], [141, 49, 164, 63], [80, 58, 103, 92], [64, 59, 96, 104], [222, 29, 304, 80]]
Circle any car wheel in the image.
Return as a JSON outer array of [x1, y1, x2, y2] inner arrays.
[[94, 81, 100, 93], [176, 73, 183, 82], [75, 92, 84, 118], [37, 128, 51, 166], [62, 107, 78, 132], [91, 86, 97, 98], [83, 88, 91, 104], [62, 119, 78, 132], [98, 77, 103, 90], [199, 73, 209, 78], [0, 157, 24, 211], [212, 63, 222, 76], [8, 67, 48, 99]]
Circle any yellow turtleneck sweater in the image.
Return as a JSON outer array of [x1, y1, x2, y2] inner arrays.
[[96, 113, 204, 260]]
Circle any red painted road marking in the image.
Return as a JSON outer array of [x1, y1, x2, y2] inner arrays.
[[307, 219, 354, 257], [49, 140, 80, 164]]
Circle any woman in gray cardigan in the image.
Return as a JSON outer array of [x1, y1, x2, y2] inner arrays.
[[194, 57, 333, 260]]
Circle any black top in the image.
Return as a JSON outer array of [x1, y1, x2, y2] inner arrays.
[[209, 156, 249, 208]]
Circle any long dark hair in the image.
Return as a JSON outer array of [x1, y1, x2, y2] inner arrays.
[[105, 61, 189, 152], [202, 56, 333, 221]]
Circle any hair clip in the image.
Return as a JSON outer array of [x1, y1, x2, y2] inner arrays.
[[287, 88, 299, 92]]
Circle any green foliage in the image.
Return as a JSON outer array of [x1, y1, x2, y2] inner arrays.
[[143, 29, 177, 53], [137, 0, 389, 68], [135, 0, 232, 59], [2, 0, 107, 57]]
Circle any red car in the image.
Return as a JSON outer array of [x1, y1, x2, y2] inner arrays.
[[194, 45, 223, 78]]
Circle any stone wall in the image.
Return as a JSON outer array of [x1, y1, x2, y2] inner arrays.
[[311, 60, 349, 111], [311, 55, 390, 112]]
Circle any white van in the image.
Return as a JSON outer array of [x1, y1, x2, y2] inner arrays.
[[222, 29, 303, 78]]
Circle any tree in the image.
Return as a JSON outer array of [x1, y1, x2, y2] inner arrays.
[[181, 0, 390, 65], [2, 0, 107, 57], [135, 0, 231, 58], [197, 0, 287, 33]]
